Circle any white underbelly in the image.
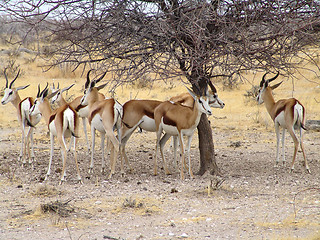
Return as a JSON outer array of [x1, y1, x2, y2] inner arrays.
[[161, 122, 179, 136], [181, 127, 196, 136], [139, 116, 156, 132], [91, 114, 105, 133], [160, 118, 197, 137]]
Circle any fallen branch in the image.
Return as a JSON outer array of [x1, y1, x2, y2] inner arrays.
[[40, 199, 74, 217]]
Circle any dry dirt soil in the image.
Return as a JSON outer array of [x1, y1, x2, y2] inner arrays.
[[0, 118, 320, 240]]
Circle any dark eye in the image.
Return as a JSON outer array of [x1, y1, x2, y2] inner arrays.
[[9, 91, 12, 95], [199, 99, 203, 104]]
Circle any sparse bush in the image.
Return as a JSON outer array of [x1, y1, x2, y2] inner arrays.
[[244, 85, 259, 101], [122, 197, 144, 209], [1, 60, 23, 78]]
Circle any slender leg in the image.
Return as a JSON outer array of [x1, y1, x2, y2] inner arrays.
[[274, 123, 280, 166], [287, 126, 299, 172], [173, 136, 179, 170], [299, 127, 310, 173], [20, 125, 25, 163], [29, 128, 36, 164], [154, 127, 162, 176], [186, 135, 194, 178], [178, 132, 185, 180], [106, 132, 119, 179], [24, 126, 31, 163], [281, 128, 286, 165], [82, 117, 91, 152], [60, 147, 67, 185], [89, 127, 96, 173], [72, 137, 82, 183], [62, 133, 69, 152], [100, 132, 106, 173], [159, 133, 171, 175], [45, 133, 55, 180], [68, 136, 74, 151]]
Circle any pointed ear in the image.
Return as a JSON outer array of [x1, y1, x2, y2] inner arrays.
[[16, 85, 30, 91], [46, 90, 59, 99], [96, 82, 108, 91], [62, 83, 75, 92], [271, 81, 283, 90]]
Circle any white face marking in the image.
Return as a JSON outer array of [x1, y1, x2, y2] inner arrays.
[[256, 88, 264, 104], [1, 88, 14, 105], [208, 93, 225, 108], [80, 88, 91, 106], [51, 91, 61, 104], [197, 96, 212, 115]]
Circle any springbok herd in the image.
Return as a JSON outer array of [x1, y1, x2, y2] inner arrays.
[[1, 69, 310, 184]]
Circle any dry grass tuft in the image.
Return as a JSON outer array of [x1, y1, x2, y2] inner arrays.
[[32, 184, 58, 197]]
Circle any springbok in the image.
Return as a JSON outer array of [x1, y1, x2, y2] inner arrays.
[[119, 82, 224, 174], [154, 87, 212, 180], [29, 84, 82, 184], [168, 81, 225, 166], [80, 71, 123, 177], [1, 69, 41, 164], [256, 72, 309, 173], [51, 70, 105, 152]]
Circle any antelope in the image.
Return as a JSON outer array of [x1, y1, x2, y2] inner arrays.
[[51, 71, 106, 152], [256, 72, 310, 173], [119, 81, 224, 174], [168, 81, 225, 165], [29, 84, 82, 184], [80, 71, 123, 177], [154, 87, 212, 180], [1, 69, 41, 164]]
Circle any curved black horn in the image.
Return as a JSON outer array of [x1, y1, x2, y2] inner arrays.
[[208, 80, 217, 93], [37, 84, 41, 98], [95, 71, 107, 84], [9, 69, 20, 88], [260, 72, 268, 87], [85, 69, 92, 89], [40, 82, 49, 97], [267, 71, 279, 83], [4, 69, 9, 88]]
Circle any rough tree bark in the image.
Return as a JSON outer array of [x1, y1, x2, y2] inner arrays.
[[197, 114, 221, 176]]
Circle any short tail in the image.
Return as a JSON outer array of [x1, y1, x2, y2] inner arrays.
[[65, 106, 80, 138], [296, 101, 307, 130]]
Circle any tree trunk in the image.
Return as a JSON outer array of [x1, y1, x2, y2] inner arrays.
[[196, 113, 221, 176]]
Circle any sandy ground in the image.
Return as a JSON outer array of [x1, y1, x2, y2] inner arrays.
[[0, 115, 319, 240]]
